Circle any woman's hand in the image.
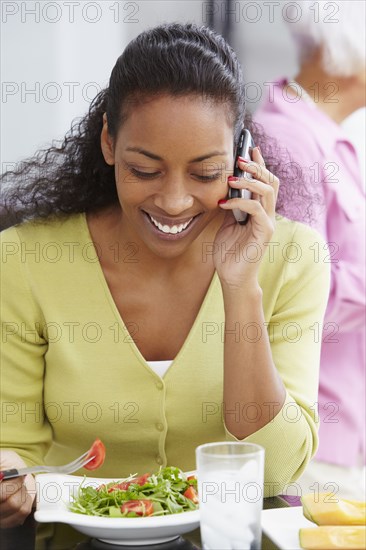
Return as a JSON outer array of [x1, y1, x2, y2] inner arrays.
[[0, 450, 36, 528], [214, 147, 279, 290]]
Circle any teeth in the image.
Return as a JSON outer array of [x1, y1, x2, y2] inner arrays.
[[148, 214, 193, 234]]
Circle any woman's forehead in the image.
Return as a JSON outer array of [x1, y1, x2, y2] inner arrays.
[[118, 94, 235, 140]]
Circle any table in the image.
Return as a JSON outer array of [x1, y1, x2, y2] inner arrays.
[[0, 496, 301, 550]]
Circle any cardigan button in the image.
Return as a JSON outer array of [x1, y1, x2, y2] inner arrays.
[[155, 381, 164, 390], [156, 423, 164, 431], [156, 455, 163, 465]]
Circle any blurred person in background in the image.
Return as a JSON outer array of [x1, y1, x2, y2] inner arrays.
[[255, 0, 366, 500]]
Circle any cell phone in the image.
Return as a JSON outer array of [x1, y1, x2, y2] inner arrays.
[[228, 129, 255, 225]]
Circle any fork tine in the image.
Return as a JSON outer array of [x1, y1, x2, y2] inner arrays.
[[49, 451, 89, 474], [62, 452, 96, 474], [65, 451, 90, 468], [61, 452, 90, 472]]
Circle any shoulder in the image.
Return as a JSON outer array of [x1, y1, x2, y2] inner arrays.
[[255, 90, 329, 163], [274, 215, 329, 263], [257, 216, 330, 323], [274, 215, 325, 245], [1, 214, 84, 243], [272, 216, 331, 289], [1, 214, 88, 278], [259, 215, 330, 293]]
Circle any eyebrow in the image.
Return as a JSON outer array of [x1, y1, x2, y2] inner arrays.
[[125, 146, 228, 163]]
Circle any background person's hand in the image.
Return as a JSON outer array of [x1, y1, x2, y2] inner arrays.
[[0, 450, 36, 528]]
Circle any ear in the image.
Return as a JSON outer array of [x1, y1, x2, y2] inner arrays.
[[100, 113, 115, 166]]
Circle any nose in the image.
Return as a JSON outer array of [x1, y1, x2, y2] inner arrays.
[[153, 177, 194, 215]]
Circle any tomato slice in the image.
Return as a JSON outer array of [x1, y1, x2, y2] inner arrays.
[[108, 481, 130, 492], [121, 499, 154, 517], [107, 472, 151, 493], [133, 473, 151, 486], [187, 475, 197, 481], [84, 438, 106, 470], [183, 486, 199, 504]]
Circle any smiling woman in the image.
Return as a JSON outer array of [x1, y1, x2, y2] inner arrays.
[[0, 23, 330, 529], [97, 94, 235, 260]]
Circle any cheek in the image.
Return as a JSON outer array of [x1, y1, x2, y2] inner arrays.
[[198, 181, 229, 210], [116, 185, 146, 206], [114, 167, 146, 204]]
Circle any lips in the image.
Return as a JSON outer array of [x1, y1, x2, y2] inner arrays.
[[143, 211, 199, 236]]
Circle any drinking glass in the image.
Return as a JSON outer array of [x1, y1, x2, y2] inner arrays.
[[196, 442, 265, 550]]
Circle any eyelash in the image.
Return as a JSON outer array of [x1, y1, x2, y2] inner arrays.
[[130, 168, 221, 182]]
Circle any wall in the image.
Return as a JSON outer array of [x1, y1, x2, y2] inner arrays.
[[1, 0, 364, 181], [0, 0, 204, 167]]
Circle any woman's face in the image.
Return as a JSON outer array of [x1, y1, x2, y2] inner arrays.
[[101, 94, 234, 258]]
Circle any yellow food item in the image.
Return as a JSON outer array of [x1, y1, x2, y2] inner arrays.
[[301, 493, 366, 526], [299, 526, 366, 549]]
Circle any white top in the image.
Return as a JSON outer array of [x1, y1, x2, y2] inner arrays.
[[146, 360, 173, 378]]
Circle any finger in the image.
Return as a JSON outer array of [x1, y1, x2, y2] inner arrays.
[[218, 197, 263, 217], [251, 146, 265, 167], [229, 176, 274, 196], [237, 147, 265, 170], [0, 484, 32, 527], [0, 477, 24, 503], [228, 177, 276, 215], [218, 198, 275, 229], [0, 495, 32, 528], [237, 158, 279, 189], [237, 160, 278, 187], [0, 483, 26, 517], [229, 170, 279, 203]]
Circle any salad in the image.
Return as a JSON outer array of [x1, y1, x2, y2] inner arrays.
[[69, 466, 198, 518]]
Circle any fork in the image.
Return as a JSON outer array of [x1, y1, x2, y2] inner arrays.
[[0, 450, 95, 481]]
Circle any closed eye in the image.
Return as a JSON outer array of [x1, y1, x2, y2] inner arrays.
[[130, 167, 222, 182], [130, 168, 160, 180], [196, 173, 221, 182]]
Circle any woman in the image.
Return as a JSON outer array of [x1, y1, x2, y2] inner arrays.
[[0, 23, 329, 527]]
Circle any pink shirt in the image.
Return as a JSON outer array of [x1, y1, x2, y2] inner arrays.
[[255, 79, 366, 467]]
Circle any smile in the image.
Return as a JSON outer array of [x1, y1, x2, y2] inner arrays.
[[144, 212, 196, 235]]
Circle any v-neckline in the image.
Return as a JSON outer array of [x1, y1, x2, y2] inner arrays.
[[80, 212, 219, 378]]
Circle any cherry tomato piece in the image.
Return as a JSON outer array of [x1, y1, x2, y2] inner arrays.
[[121, 499, 154, 517], [108, 481, 130, 492], [84, 438, 106, 470], [134, 473, 151, 486], [183, 486, 199, 504], [107, 473, 151, 493]]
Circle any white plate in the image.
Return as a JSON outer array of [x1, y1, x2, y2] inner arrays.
[[261, 506, 315, 549], [34, 473, 200, 546]]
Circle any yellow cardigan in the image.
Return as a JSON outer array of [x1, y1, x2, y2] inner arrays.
[[0, 213, 330, 495]]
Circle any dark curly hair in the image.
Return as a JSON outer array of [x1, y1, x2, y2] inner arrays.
[[0, 22, 315, 228]]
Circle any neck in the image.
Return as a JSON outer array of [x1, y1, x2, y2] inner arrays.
[[293, 53, 366, 124]]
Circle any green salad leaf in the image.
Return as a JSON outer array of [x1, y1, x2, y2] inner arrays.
[[69, 466, 198, 517]]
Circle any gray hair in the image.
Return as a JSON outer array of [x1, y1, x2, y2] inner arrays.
[[284, 1, 366, 77]]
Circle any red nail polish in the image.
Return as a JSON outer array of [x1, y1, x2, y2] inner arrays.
[[228, 176, 238, 182], [218, 199, 227, 205], [238, 156, 248, 163]]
